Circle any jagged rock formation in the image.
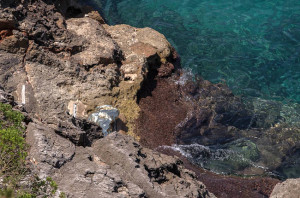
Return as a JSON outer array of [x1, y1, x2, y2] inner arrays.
[[93, 132, 212, 198], [2, 0, 298, 197], [53, 132, 214, 198], [0, 0, 214, 197], [0, 0, 179, 140]]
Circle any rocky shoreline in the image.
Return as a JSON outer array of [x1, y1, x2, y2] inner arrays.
[[0, 0, 299, 197]]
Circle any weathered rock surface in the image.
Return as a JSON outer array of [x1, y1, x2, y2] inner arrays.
[[93, 132, 214, 198], [270, 179, 300, 198], [0, 0, 177, 140], [25, 123, 214, 197], [26, 122, 76, 178], [54, 146, 146, 198], [0, 0, 216, 197], [1, 0, 294, 197], [159, 147, 280, 198]]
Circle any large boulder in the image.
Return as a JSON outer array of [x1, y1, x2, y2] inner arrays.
[[270, 179, 300, 198], [26, 122, 75, 178], [93, 132, 215, 198], [53, 146, 146, 198]]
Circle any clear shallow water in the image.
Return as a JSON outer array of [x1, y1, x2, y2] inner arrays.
[[94, 0, 300, 103], [84, 0, 300, 178]]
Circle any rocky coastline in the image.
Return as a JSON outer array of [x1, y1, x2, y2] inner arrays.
[[0, 0, 298, 197]]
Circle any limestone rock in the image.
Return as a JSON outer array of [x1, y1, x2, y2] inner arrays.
[[66, 17, 121, 66], [26, 122, 75, 178], [270, 179, 300, 198], [93, 132, 215, 198], [87, 11, 105, 24], [54, 147, 146, 198]]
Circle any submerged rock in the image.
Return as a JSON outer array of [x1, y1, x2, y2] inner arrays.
[[167, 138, 260, 175]]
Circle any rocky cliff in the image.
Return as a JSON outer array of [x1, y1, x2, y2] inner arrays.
[[1, 0, 298, 197], [0, 0, 214, 197]]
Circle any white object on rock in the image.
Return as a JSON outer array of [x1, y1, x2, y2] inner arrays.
[[88, 105, 119, 136], [21, 84, 26, 105], [73, 103, 77, 118]]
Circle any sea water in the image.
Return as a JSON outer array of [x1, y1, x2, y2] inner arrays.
[[84, 0, 300, 179], [94, 0, 300, 103]]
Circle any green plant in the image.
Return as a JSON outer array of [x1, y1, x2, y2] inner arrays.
[[59, 192, 66, 198], [0, 103, 64, 198], [31, 177, 58, 197], [0, 188, 13, 198], [0, 103, 26, 179]]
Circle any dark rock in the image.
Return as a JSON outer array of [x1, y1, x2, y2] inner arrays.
[[158, 147, 280, 198], [0, 10, 17, 30], [56, 116, 103, 146], [0, 30, 28, 53], [0, 87, 14, 104], [0, 1, 289, 197]]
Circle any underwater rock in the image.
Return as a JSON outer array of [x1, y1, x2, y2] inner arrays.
[[224, 139, 260, 162], [167, 138, 260, 175], [275, 147, 300, 179], [88, 105, 119, 136]]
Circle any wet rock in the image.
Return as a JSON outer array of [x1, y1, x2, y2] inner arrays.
[[270, 178, 300, 198], [225, 139, 260, 162], [136, 72, 254, 148], [159, 147, 280, 198], [168, 138, 260, 175], [275, 147, 300, 179], [93, 132, 215, 198], [0, 1, 287, 197]]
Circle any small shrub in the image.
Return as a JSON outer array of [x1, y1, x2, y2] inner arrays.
[[0, 103, 64, 197], [0, 103, 27, 179]]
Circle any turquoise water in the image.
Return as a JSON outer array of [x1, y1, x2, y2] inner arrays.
[[84, 0, 300, 178], [94, 0, 300, 103]]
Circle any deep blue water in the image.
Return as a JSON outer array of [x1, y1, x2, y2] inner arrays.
[[84, 0, 300, 178]]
